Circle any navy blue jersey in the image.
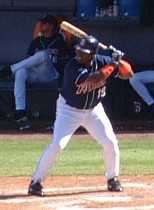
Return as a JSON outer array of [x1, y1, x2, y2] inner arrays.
[[61, 55, 114, 109]]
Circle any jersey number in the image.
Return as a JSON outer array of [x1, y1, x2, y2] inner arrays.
[[97, 86, 106, 99]]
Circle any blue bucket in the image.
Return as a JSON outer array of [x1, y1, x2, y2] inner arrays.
[[77, 0, 96, 17], [120, 0, 141, 16]]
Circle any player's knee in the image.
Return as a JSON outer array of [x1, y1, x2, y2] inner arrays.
[[15, 69, 27, 80], [51, 140, 66, 151], [48, 142, 62, 153], [59, 141, 68, 150], [36, 50, 48, 62], [104, 139, 119, 155], [53, 136, 71, 150], [103, 136, 119, 150]]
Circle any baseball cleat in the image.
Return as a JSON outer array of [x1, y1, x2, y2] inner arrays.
[[16, 116, 31, 131], [28, 180, 44, 196], [107, 177, 123, 192]]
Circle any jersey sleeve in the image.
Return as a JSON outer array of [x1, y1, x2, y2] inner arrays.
[[74, 67, 89, 85], [96, 55, 114, 66], [64, 59, 89, 86]]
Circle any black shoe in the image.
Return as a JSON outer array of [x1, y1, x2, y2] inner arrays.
[[16, 116, 31, 131], [0, 65, 12, 79], [46, 125, 54, 131], [15, 109, 26, 120], [28, 180, 43, 196], [107, 177, 123, 192], [15, 110, 31, 131]]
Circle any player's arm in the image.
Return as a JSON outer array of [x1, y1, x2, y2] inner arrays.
[[75, 64, 115, 94], [94, 58, 134, 81], [76, 58, 133, 94], [75, 55, 116, 94], [97, 53, 134, 80], [86, 55, 117, 83], [86, 63, 115, 82]]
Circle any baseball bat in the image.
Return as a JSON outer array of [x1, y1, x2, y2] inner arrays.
[[60, 21, 108, 50]]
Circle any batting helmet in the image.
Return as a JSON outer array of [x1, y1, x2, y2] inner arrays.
[[75, 35, 99, 54]]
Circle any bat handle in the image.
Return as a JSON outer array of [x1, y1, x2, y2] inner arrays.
[[108, 45, 124, 57], [98, 43, 124, 58], [98, 42, 108, 50]]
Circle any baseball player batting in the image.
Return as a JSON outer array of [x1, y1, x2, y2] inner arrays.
[[28, 35, 133, 196]]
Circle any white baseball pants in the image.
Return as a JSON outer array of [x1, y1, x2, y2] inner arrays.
[[32, 95, 120, 182]]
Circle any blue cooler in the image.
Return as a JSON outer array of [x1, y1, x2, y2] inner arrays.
[[120, 0, 141, 16], [77, 0, 96, 17]]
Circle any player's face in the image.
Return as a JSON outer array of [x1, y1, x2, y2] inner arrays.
[[75, 49, 94, 66], [41, 22, 55, 36]]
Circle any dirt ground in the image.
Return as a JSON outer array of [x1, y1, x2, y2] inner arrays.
[[0, 133, 154, 210], [0, 175, 154, 210]]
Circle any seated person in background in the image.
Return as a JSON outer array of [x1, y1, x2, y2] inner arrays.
[[129, 70, 154, 112], [0, 15, 71, 130], [33, 15, 74, 51]]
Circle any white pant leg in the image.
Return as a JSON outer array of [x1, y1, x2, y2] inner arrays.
[[129, 71, 154, 105], [83, 103, 120, 179], [14, 68, 27, 110], [32, 96, 83, 183]]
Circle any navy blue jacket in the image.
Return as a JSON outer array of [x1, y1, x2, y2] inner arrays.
[[27, 33, 71, 87], [61, 55, 114, 109]]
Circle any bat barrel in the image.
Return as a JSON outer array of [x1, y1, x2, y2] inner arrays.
[[60, 21, 116, 52]]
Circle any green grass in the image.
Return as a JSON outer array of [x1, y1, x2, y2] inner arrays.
[[0, 135, 154, 176], [120, 137, 154, 175]]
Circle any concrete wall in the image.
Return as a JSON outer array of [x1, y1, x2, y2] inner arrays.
[[0, 1, 11, 6], [0, 11, 43, 63], [0, 0, 76, 9], [13, 0, 75, 9], [0, 0, 76, 63]]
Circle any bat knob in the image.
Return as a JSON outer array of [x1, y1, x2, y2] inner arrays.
[[109, 45, 124, 56], [109, 45, 124, 63]]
